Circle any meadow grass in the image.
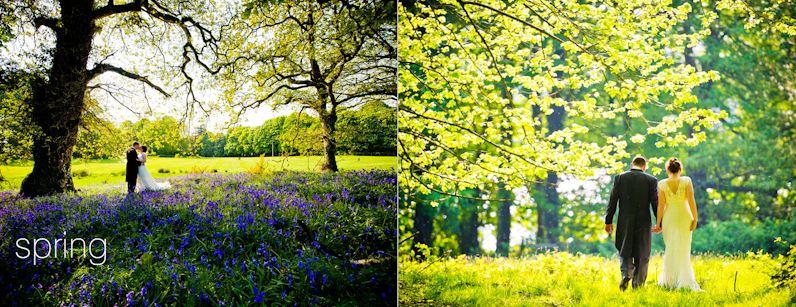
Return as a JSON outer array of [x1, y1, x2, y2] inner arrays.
[[0, 155, 396, 190], [400, 252, 793, 306]]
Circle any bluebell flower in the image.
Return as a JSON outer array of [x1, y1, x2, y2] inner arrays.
[[253, 285, 265, 303], [126, 291, 135, 305]]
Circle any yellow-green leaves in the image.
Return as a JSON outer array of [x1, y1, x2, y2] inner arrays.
[[717, 0, 796, 36], [400, 0, 725, 196]]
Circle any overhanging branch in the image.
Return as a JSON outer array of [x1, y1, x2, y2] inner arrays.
[[93, 0, 144, 20], [88, 63, 170, 97], [139, 0, 223, 117], [33, 16, 60, 32], [335, 88, 396, 105]]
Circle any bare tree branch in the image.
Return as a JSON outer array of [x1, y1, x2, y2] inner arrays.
[[88, 63, 170, 97], [335, 88, 395, 105], [88, 83, 143, 116]]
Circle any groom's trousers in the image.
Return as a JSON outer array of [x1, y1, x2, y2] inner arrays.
[[619, 225, 652, 288], [620, 255, 649, 288]]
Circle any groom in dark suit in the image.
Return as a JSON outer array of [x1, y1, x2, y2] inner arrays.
[[126, 142, 142, 194], [605, 156, 658, 291]]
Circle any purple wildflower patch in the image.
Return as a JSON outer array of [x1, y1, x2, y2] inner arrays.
[[0, 170, 396, 305]]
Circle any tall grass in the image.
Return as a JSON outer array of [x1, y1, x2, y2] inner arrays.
[[400, 252, 793, 306]]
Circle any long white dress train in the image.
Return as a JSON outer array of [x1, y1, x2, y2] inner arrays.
[[657, 177, 701, 290], [137, 153, 171, 191]]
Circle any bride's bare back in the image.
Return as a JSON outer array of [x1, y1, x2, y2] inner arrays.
[[657, 176, 701, 290]]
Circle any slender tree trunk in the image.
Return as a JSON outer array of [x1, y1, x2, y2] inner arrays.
[[495, 185, 512, 257], [682, 20, 711, 226], [534, 187, 544, 241], [536, 106, 564, 244], [545, 173, 561, 244], [412, 194, 435, 261], [689, 168, 710, 223], [319, 110, 338, 172], [493, 80, 515, 257], [459, 209, 480, 255], [536, 172, 561, 244], [20, 0, 94, 197], [458, 189, 481, 255]]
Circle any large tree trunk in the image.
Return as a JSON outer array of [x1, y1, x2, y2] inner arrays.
[[495, 185, 512, 257], [306, 6, 338, 173], [319, 110, 338, 172], [20, 0, 94, 197]]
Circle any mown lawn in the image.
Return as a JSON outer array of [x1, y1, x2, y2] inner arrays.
[[0, 156, 396, 190], [400, 252, 793, 306]]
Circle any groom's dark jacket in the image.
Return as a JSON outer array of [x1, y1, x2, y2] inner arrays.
[[125, 147, 141, 183], [605, 168, 658, 258]]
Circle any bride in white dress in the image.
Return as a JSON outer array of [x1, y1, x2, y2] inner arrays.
[[137, 146, 171, 191], [654, 158, 701, 291]]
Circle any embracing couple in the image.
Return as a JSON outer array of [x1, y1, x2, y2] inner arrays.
[[605, 155, 702, 292], [125, 142, 171, 194]]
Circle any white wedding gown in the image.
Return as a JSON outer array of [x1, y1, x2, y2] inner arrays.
[[137, 153, 171, 191], [658, 177, 701, 290]]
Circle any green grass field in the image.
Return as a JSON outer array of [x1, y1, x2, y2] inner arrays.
[[0, 155, 395, 191], [400, 252, 793, 306]]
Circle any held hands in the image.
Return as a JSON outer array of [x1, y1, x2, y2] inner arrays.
[[652, 224, 662, 233], [605, 224, 613, 234]]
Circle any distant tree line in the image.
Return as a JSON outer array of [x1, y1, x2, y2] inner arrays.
[[1, 101, 395, 162], [206, 102, 396, 157]]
